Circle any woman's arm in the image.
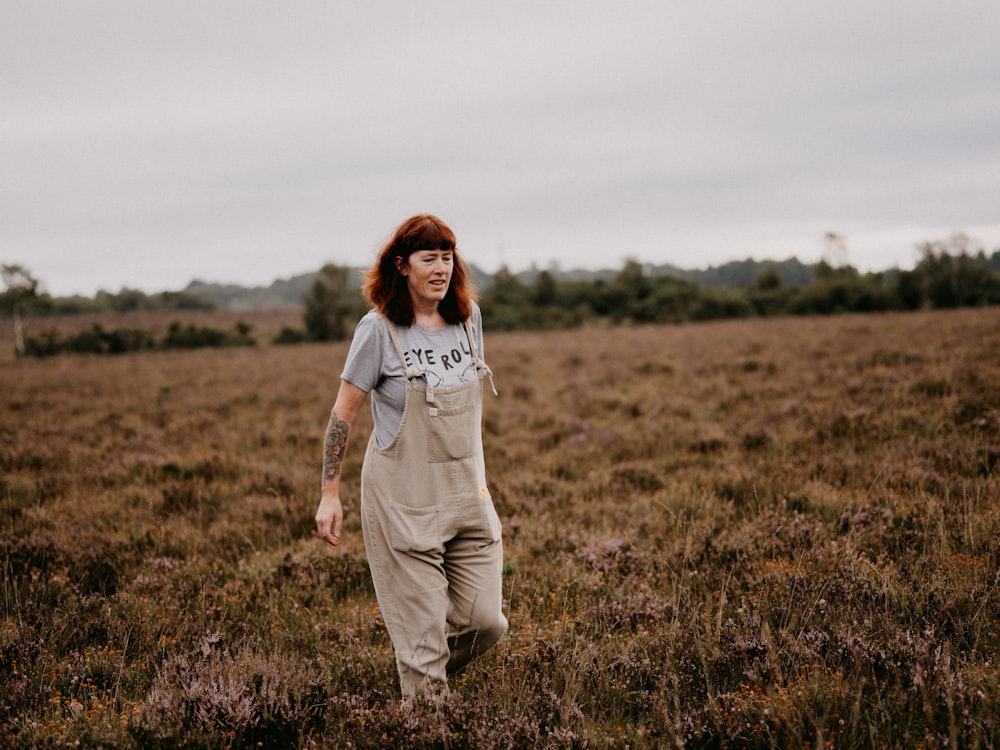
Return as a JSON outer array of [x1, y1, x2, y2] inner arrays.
[[315, 379, 368, 547]]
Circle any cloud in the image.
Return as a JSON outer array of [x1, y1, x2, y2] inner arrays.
[[3, 1, 999, 296]]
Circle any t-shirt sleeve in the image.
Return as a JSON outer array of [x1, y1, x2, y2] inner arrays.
[[341, 313, 384, 393]]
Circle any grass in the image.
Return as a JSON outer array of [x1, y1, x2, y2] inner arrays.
[[2, 308, 999, 748]]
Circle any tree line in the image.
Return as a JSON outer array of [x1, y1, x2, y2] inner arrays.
[[4, 233, 1000, 355], [479, 235, 1000, 331], [294, 234, 1000, 339]]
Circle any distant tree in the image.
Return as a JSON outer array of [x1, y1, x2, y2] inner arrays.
[[530, 269, 558, 307], [813, 260, 836, 282], [1, 264, 49, 356], [821, 232, 849, 268], [913, 234, 1000, 308], [480, 266, 531, 330], [614, 258, 649, 291], [603, 259, 654, 322], [645, 276, 701, 323], [303, 263, 363, 341], [101, 287, 150, 312], [689, 288, 755, 321], [894, 269, 923, 310], [790, 267, 892, 315], [159, 290, 215, 311], [754, 264, 783, 292], [483, 266, 527, 306]]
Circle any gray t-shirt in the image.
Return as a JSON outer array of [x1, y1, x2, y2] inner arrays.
[[341, 303, 486, 448]]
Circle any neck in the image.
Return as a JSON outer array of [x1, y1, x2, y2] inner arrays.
[[412, 301, 445, 329]]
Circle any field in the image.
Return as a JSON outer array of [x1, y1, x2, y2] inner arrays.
[[2, 308, 999, 748]]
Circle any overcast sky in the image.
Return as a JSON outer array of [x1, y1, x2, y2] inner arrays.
[[3, 1, 999, 297]]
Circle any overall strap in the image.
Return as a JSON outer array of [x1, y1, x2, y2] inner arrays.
[[464, 319, 498, 397], [382, 316, 438, 403], [381, 314, 496, 402]]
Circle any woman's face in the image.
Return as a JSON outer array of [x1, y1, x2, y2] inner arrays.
[[401, 249, 454, 308]]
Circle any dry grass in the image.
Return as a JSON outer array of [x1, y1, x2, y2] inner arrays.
[[2, 308, 999, 748]]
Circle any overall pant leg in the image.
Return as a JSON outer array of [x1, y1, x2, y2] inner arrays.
[[361, 483, 451, 698], [444, 532, 507, 675]]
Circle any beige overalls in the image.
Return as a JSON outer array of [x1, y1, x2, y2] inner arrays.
[[360, 317, 507, 698]]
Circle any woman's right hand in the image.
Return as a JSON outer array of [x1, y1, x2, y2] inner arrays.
[[315, 493, 344, 547], [315, 381, 367, 549]]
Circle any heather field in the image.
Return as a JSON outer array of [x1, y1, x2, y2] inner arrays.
[[2, 308, 999, 748]]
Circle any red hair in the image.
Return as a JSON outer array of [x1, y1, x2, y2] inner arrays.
[[362, 214, 476, 326]]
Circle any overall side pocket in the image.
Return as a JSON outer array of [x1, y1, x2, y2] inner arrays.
[[479, 488, 503, 543], [388, 500, 442, 553]]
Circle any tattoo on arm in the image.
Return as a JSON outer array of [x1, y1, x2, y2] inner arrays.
[[322, 414, 350, 485]]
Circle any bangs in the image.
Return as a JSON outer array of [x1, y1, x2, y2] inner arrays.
[[405, 217, 457, 253]]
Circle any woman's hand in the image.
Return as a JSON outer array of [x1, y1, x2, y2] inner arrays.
[[315, 492, 344, 547], [314, 380, 367, 549]]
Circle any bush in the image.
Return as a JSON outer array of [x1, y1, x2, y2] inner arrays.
[[273, 326, 309, 344], [21, 322, 255, 357]]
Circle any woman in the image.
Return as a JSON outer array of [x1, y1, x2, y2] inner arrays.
[[315, 214, 507, 699]]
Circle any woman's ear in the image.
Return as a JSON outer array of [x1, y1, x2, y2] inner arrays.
[[395, 255, 408, 276]]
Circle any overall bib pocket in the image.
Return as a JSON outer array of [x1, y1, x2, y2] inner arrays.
[[426, 400, 476, 462]]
